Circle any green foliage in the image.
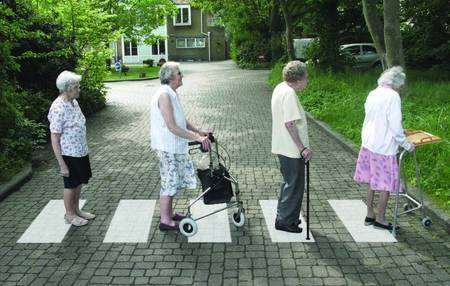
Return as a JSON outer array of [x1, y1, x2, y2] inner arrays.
[[193, 0, 272, 67], [143, 59, 154, 67], [402, 0, 450, 69], [269, 62, 450, 213]]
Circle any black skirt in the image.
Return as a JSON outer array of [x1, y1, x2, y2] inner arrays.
[[62, 155, 92, 189]]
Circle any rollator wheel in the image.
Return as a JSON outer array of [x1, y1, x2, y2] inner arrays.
[[421, 217, 432, 228], [231, 209, 245, 227], [179, 218, 198, 237]]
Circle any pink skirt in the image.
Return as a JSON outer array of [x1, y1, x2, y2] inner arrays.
[[353, 147, 401, 193]]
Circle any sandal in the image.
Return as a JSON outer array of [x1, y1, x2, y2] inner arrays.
[[76, 210, 96, 220], [64, 214, 88, 227], [364, 216, 375, 226]]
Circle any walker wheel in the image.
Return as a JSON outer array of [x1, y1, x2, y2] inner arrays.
[[421, 217, 432, 228], [179, 218, 198, 237], [232, 209, 245, 227]]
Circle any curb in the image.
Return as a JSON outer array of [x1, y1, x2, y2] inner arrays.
[[103, 76, 159, 83], [0, 164, 32, 201], [306, 112, 450, 231]]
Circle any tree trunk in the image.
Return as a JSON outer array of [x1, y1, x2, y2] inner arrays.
[[269, 0, 283, 61], [383, 0, 405, 67], [362, 0, 387, 69], [280, 0, 294, 60]]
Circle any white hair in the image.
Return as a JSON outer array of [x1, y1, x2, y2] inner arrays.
[[377, 66, 406, 90], [283, 61, 307, 82], [56, 71, 81, 93], [159, 62, 180, 85]]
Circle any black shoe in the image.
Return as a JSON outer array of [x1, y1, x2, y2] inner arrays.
[[364, 216, 375, 226], [373, 221, 400, 232], [159, 222, 179, 231], [275, 222, 302, 233]]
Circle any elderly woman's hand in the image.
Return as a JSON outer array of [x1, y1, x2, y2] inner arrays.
[[198, 129, 213, 137], [196, 135, 211, 151], [59, 162, 70, 177], [301, 148, 313, 162]]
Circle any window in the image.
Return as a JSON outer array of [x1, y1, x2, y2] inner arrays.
[[124, 40, 138, 56], [174, 5, 191, 26], [152, 40, 165, 55], [207, 15, 218, 26], [176, 38, 206, 49], [363, 45, 377, 54], [343, 46, 360, 56]]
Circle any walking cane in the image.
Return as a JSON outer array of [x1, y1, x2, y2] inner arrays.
[[306, 160, 310, 240]]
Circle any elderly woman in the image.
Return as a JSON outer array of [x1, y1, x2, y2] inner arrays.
[[271, 61, 312, 233], [151, 62, 211, 231], [354, 66, 415, 231], [48, 71, 95, 227]]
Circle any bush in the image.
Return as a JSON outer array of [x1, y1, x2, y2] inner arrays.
[[143, 59, 154, 67]]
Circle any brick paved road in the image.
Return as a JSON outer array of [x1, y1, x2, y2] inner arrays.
[[0, 61, 449, 285]]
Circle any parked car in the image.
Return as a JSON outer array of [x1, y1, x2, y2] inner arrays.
[[340, 43, 381, 68]]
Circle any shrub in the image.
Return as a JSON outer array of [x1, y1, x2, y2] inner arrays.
[[143, 59, 154, 67]]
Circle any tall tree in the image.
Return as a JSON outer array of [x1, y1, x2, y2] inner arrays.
[[279, 0, 294, 60], [362, 0, 386, 68], [362, 0, 404, 68]]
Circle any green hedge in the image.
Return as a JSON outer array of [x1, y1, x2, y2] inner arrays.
[[269, 63, 450, 213]]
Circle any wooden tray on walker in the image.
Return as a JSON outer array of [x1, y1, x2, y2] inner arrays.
[[391, 129, 442, 237]]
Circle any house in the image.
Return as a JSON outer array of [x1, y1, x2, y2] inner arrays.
[[112, 0, 228, 65]]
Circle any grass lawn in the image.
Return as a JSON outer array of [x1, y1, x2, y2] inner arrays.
[[105, 65, 160, 81], [269, 63, 450, 214]]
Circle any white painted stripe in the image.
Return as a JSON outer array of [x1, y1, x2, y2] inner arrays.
[[103, 200, 156, 243], [328, 200, 397, 242], [259, 200, 314, 242], [188, 200, 232, 243], [17, 200, 86, 243]]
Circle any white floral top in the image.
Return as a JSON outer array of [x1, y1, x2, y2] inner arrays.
[[48, 96, 88, 157]]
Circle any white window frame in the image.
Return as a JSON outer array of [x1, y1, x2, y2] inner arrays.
[[152, 40, 166, 55], [123, 39, 138, 56], [173, 5, 191, 26], [207, 14, 218, 27], [175, 37, 206, 49]]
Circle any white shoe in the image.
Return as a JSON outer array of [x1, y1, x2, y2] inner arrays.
[[76, 210, 96, 220], [64, 214, 88, 226]]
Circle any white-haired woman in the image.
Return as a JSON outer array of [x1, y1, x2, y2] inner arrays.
[[151, 62, 211, 231], [48, 71, 95, 227], [354, 66, 415, 231]]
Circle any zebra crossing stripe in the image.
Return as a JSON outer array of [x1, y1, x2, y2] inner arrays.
[[103, 200, 156, 243], [328, 200, 397, 242], [17, 200, 86, 243], [188, 200, 232, 243], [259, 200, 315, 242]]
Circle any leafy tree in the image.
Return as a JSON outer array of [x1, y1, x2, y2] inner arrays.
[[362, 0, 405, 68]]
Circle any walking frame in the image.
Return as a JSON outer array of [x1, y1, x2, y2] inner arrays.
[[178, 134, 245, 237], [391, 130, 442, 237]]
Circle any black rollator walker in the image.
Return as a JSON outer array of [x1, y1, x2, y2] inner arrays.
[[178, 133, 245, 237]]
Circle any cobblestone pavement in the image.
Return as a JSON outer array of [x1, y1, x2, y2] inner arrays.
[[0, 61, 449, 286]]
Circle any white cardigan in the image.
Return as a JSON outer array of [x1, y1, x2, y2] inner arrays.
[[361, 86, 412, 155]]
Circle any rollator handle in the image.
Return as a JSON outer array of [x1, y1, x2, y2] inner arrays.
[[188, 132, 215, 152]]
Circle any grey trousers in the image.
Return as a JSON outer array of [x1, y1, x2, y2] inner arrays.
[[276, 155, 306, 225]]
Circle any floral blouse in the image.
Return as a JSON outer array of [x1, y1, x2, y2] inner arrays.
[[48, 96, 88, 157]]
